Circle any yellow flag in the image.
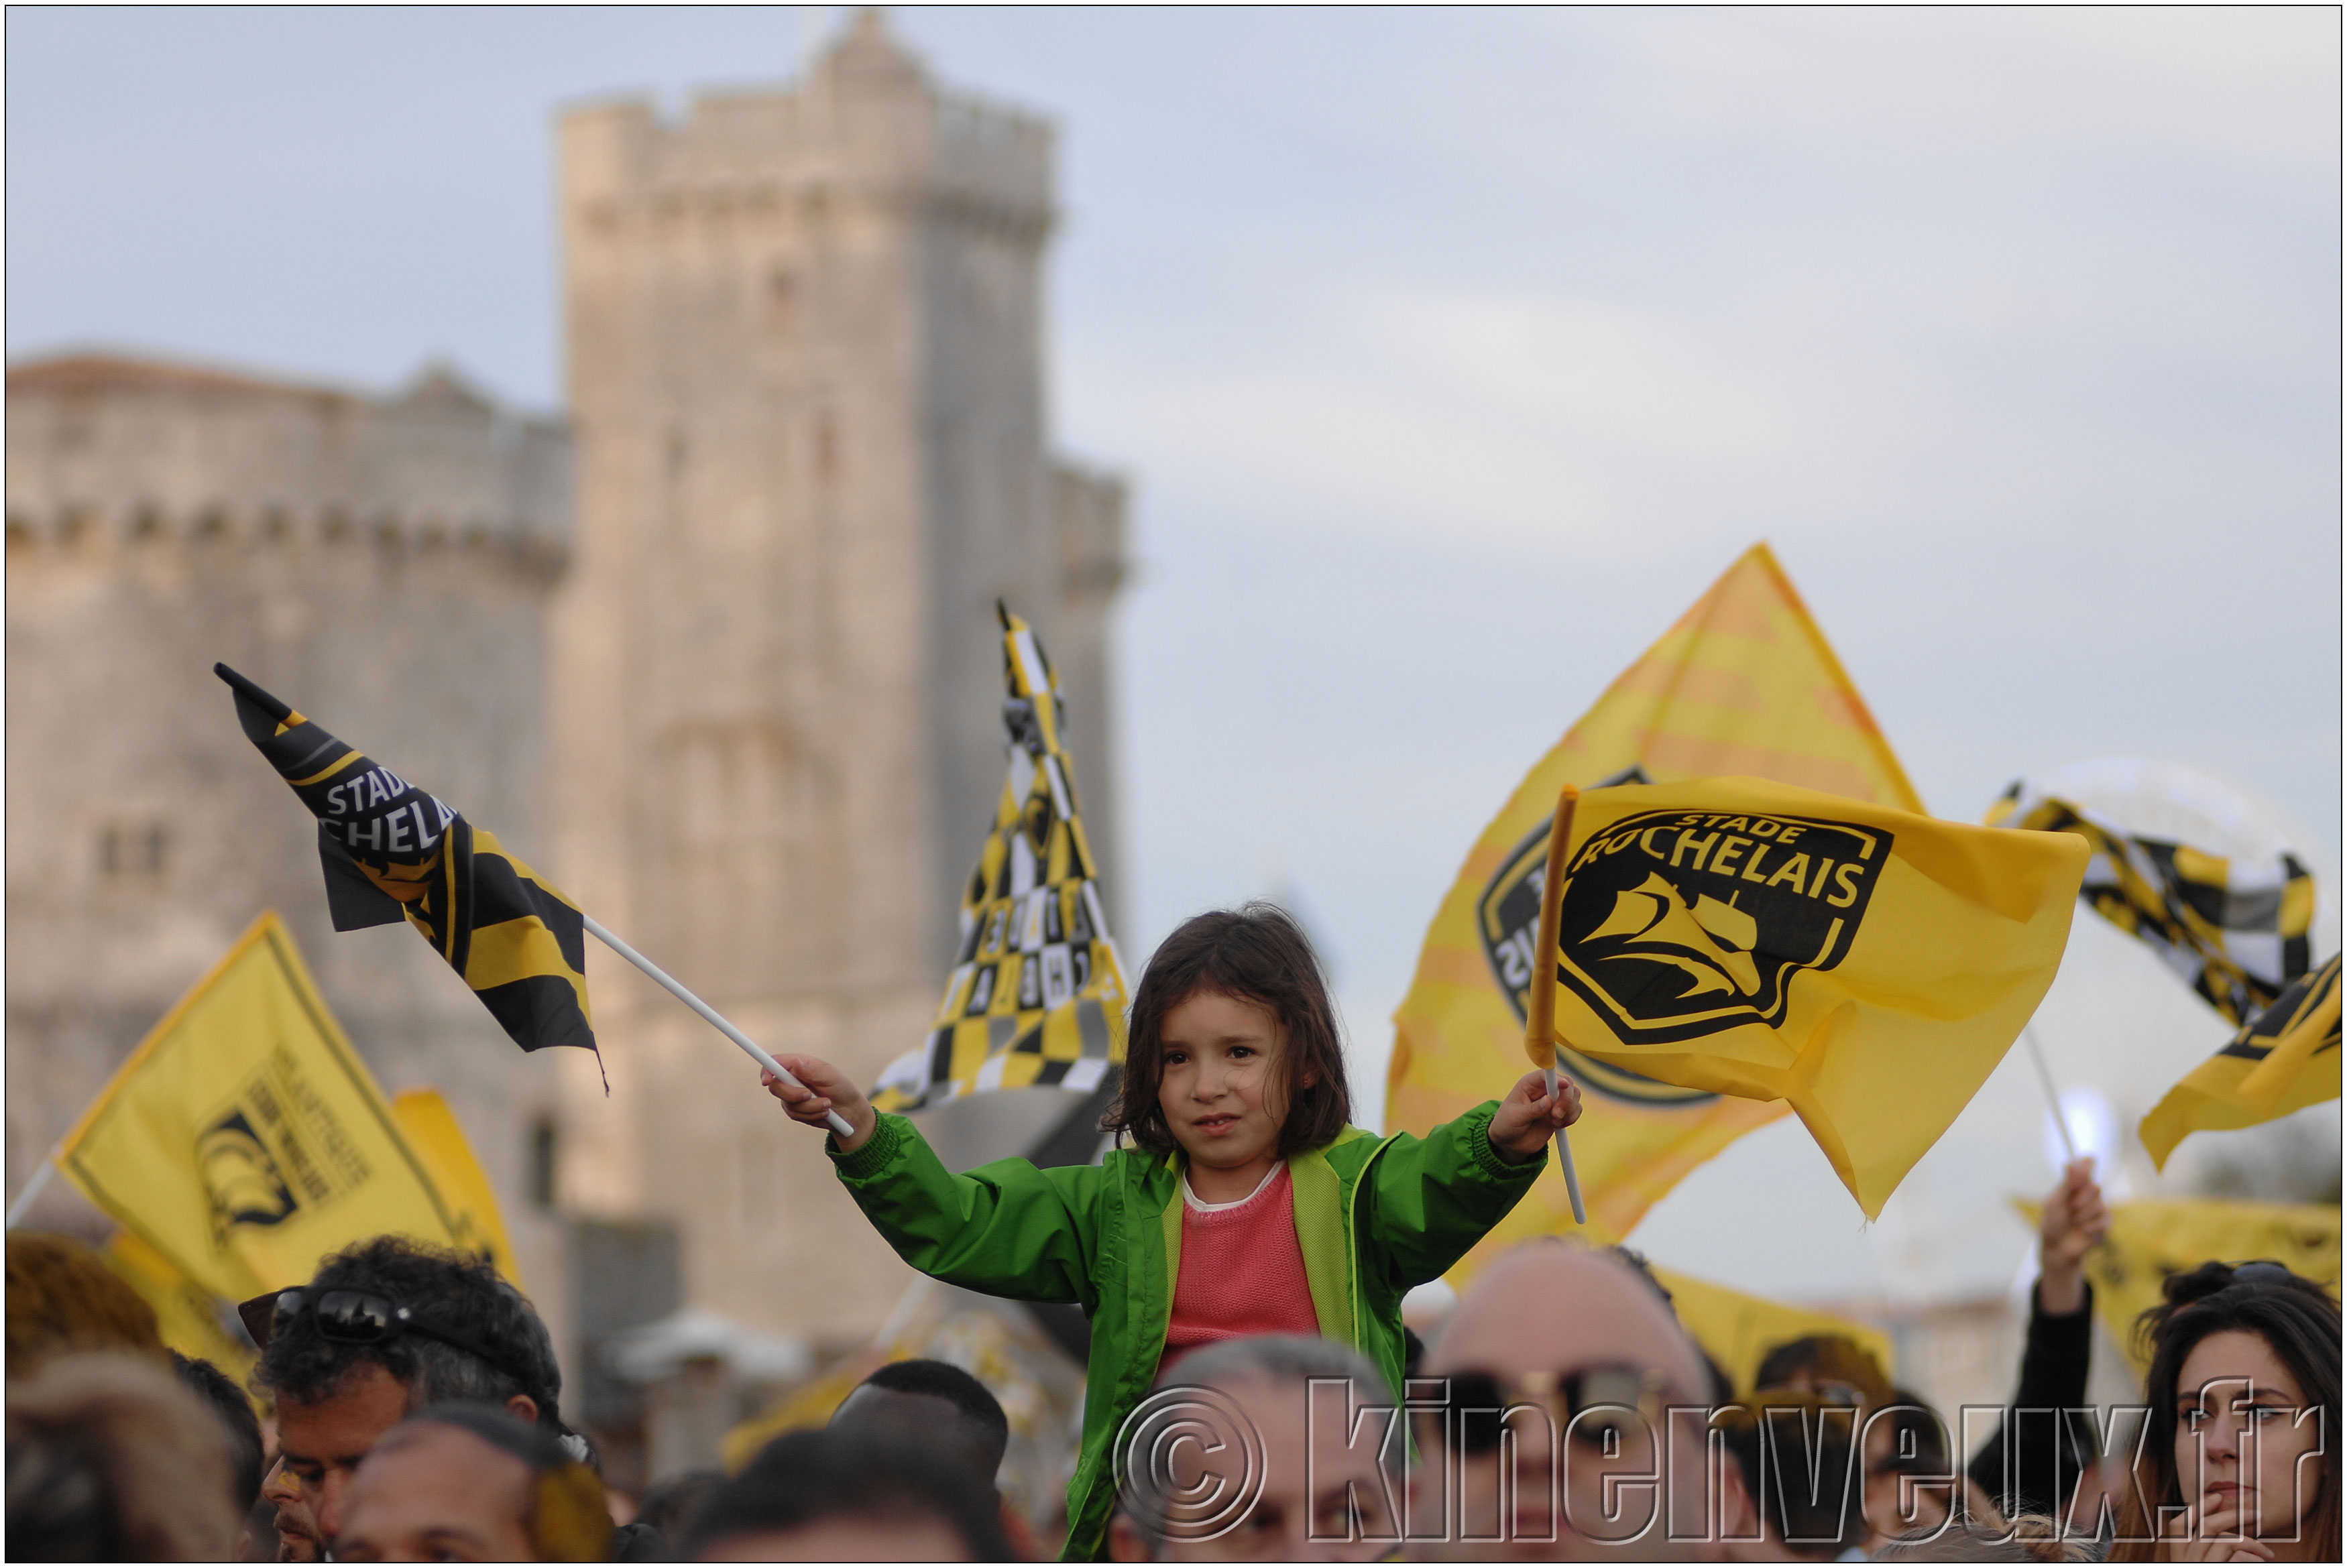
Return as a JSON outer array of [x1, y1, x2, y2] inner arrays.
[[1533, 778, 2085, 1218], [2140, 956, 2341, 1170], [2075, 1198, 2341, 1372], [1389, 544, 1929, 1262], [103, 1229, 256, 1390], [390, 1089, 524, 1288], [1650, 1264, 1894, 1396], [58, 912, 480, 1302]]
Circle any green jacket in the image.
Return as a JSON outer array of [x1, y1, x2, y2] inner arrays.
[[828, 1103, 1544, 1560]]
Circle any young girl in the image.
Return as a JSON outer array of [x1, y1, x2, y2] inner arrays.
[[764, 904, 1581, 1560]]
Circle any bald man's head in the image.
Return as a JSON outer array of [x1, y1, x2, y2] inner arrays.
[[1428, 1242, 1709, 1394], [1414, 1242, 1713, 1561]]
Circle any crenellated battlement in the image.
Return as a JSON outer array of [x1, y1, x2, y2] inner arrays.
[[5, 354, 570, 572], [561, 10, 1053, 243]]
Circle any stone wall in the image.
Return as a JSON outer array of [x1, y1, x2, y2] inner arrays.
[[3, 354, 581, 1348]]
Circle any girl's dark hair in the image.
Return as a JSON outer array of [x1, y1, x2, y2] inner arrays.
[[2109, 1260, 2341, 1562], [1102, 904, 1353, 1158]]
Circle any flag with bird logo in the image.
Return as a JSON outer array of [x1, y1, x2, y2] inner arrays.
[[869, 607, 1129, 1113], [1389, 543, 1929, 1264], [57, 912, 510, 1304], [1526, 776, 2087, 1219], [215, 663, 593, 1059]]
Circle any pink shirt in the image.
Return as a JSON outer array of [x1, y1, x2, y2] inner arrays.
[[1160, 1164, 1320, 1373]]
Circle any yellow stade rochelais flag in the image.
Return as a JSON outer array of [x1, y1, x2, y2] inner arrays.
[[58, 912, 518, 1305], [870, 605, 1130, 1112], [2066, 1198, 2341, 1373], [2140, 954, 2341, 1170], [1532, 777, 2087, 1219], [1649, 1264, 1895, 1396], [1389, 543, 1928, 1262]]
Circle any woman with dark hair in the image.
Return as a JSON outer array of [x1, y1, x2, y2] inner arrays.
[[2111, 1260, 2340, 1563]]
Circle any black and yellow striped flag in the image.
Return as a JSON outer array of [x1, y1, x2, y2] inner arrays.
[[1988, 783, 2314, 1026], [2141, 954, 2341, 1170], [214, 664, 594, 1059]]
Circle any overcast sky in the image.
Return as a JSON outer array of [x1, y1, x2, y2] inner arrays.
[[9, 6, 2340, 1307]]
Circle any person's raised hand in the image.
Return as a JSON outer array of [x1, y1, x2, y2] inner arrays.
[[2037, 1156, 2110, 1315], [1488, 1070, 1583, 1162], [762, 1053, 876, 1152]]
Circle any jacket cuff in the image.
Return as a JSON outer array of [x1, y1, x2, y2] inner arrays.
[[1469, 1103, 1546, 1183], [827, 1113, 905, 1179]]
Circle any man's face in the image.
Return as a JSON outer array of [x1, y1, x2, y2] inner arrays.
[[1148, 1375, 1398, 1563], [1411, 1248, 1713, 1562], [272, 1362, 413, 1550], [332, 1424, 538, 1563]]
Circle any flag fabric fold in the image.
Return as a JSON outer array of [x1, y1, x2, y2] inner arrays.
[[215, 664, 593, 1057], [869, 607, 1129, 1113], [2062, 1197, 2342, 1372], [2140, 955, 2341, 1170], [1537, 776, 2088, 1219], [1389, 543, 1928, 1263], [1988, 782, 2314, 1026]]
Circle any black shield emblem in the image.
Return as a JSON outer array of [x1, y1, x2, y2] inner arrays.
[[1556, 808, 1888, 1043], [1480, 808, 1715, 1108]]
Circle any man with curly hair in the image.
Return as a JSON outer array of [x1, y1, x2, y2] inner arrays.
[[243, 1237, 569, 1561]]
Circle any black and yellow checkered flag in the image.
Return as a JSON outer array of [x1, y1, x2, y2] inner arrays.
[[215, 664, 595, 1059], [1990, 782, 2315, 1026], [870, 607, 1129, 1113]]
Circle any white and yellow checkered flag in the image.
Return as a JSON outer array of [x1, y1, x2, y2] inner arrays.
[[870, 605, 1129, 1112]]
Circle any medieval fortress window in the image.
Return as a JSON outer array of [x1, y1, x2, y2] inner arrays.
[[529, 1116, 560, 1211], [97, 820, 168, 885]]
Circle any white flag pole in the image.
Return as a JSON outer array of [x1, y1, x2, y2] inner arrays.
[[582, 914, 855, 1140], [1529, 784, 1589, 1225], [5, 1160, 56, 1230], [2024, 1022, 2080, 1165]]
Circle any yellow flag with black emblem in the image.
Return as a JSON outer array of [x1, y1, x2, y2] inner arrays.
[[869, 605, 1129, 1112], [214, 664, 594, 1063], [1389, 543, 1928, 1261], [1532, 778, 2087, 1218], [2140, 955, 2341, 1170], [57, 912, 500, 1303]]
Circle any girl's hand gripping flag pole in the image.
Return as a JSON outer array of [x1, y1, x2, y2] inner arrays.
[[1529, 784, 1589, 1224]]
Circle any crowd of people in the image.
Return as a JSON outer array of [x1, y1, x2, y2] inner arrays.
[[7, 905, 2340, 1561]]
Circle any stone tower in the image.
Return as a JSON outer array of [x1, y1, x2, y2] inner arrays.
[[3, 355, 579, 1339], [553, 14, 1125, 1343]]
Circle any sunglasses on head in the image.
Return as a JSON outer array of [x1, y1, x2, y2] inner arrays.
[[1417, 1365, 1674, 1455], [2230, 1262, 2294, 1286], [235, 1287, 522, 1382]]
